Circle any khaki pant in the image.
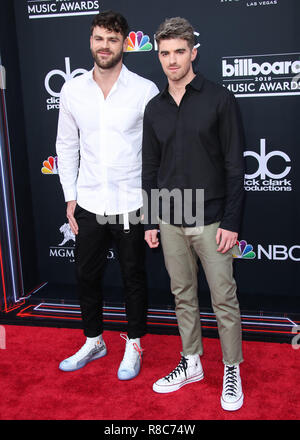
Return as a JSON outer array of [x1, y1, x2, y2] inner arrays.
[[159, 221, 243, 365]]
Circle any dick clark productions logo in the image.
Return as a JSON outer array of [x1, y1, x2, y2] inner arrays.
[[244, 139, 292, 192]]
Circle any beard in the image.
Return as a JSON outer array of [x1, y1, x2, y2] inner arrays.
[[91, 47, 123, 70]]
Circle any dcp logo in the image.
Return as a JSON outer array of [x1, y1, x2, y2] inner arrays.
[[44, 57, 87, 97], [244, 138, 291, 179]]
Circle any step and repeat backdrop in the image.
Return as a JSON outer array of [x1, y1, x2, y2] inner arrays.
[[12, 0, 299, 308]]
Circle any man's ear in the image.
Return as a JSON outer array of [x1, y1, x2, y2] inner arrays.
[[123, 37, 128, 52], [191, 47, 197, 62]]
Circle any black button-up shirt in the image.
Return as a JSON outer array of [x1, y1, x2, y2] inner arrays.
[[142, 72, 245, 232]]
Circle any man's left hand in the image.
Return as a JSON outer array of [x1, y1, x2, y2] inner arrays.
[[216, 228, 238, 254]]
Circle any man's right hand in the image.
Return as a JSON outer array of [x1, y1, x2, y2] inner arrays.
[[145, 229, 159, 248], [66, 200, 78, 235]]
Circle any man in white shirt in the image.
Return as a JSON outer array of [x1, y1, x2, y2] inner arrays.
[[56, 10, 159, 379]]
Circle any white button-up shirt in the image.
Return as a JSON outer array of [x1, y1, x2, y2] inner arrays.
[[56, 64, 159, 215]]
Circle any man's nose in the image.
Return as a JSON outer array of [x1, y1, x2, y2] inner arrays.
[[101, 39, 109, 49], [169, 53, 177, 65]]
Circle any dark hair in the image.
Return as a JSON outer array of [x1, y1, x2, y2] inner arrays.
[[90, 10, 129, 39], [155, 17, 195, 50]]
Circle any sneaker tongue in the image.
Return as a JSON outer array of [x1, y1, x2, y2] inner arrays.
[[123, 341, 139, 361], [129, 337, 140, 345]]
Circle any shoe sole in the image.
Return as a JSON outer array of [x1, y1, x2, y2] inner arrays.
[[117, 359, 141, 381], [153, 371, 204, 394], [59, 348, 107, 372], [221, 392, 244, 411], [117, 369, 140, 381]]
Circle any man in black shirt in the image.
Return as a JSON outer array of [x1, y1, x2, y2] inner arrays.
[[142, 17, 245, 411]]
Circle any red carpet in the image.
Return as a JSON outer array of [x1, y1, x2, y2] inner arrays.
[[0, 324, 299, 420]]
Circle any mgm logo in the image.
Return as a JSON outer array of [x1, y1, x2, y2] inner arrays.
[[49, 223, 115, 262], [49, 223, 75, 262]]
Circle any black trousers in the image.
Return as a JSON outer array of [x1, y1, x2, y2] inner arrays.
[[74, 205, 148, 338]]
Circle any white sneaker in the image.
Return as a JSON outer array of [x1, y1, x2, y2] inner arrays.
[[117, 334, 143, 380], [59, 335, 107, 372], [153, 354, 204, 393], [221, 364, 244, 411]]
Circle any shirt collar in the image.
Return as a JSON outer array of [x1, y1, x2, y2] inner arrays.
[[118, 64, 129, 86], [88, 63, 129, 86], [187, 72, 205, 91], [160, 72, 204, 98]]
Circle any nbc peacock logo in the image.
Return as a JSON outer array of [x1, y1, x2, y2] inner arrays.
[[233, 240, 256, 259], [41, 156, 58, 175], [126, 31, 153, 52]]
